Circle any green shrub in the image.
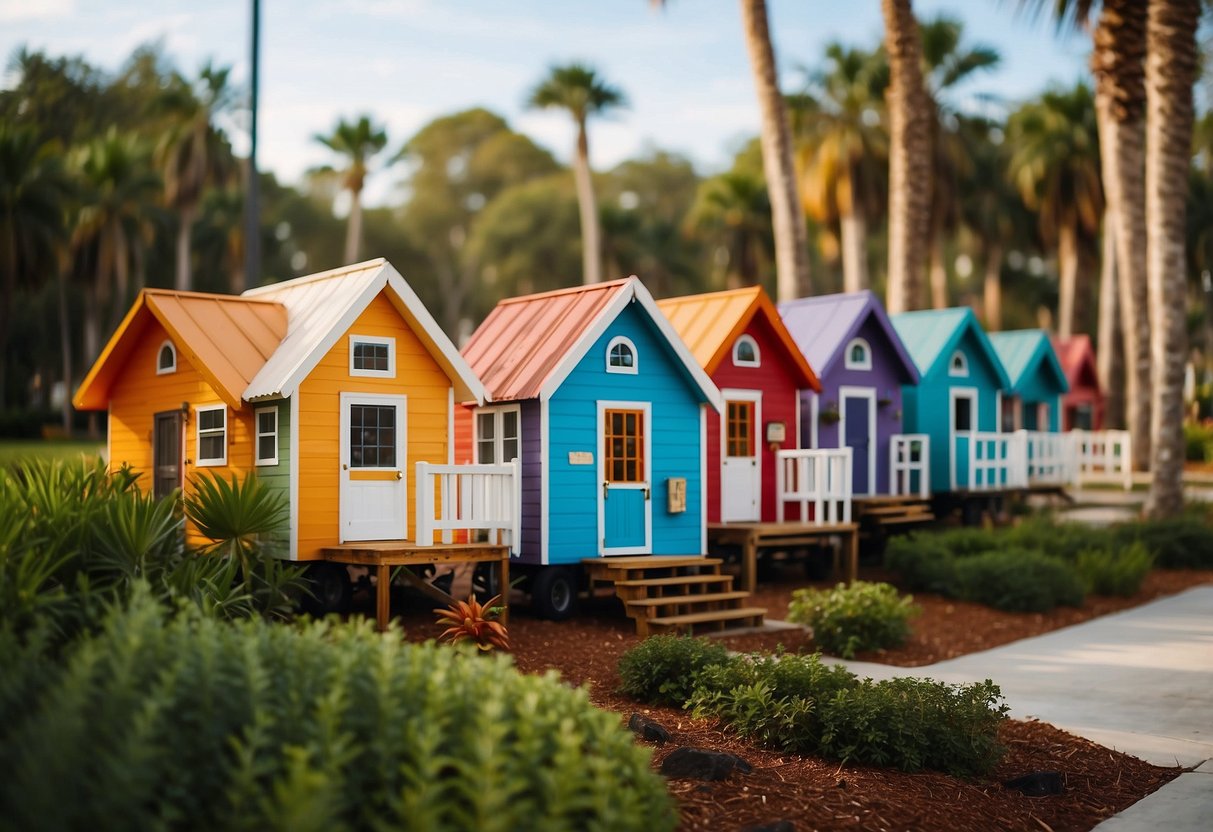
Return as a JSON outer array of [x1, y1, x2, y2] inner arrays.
[[1075, 543, 1153, 596], [1183, 422, 1213, 462], [0, 591, 676, 832], [884, 534, 957, 593], [616, 634, 732, 706], [1114, 517, 1213, 569], [787, 581, 919, 659], [952, 549, 1085, 612], [1003, 517, 1116, 562]]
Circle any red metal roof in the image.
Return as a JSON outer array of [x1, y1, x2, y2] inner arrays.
[[1050, 334, 1100, 392]]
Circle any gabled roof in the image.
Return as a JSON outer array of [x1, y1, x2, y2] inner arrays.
[[242, 258, 485, 404], [462, 277, 722, 410], [989, 330, 1070, 394], [655, 286, 820, 391], [74, 289, 288, 411], [778, 290, 919, 384], [1051, 334, 1101, 392], [891, 307, 1012, 388]]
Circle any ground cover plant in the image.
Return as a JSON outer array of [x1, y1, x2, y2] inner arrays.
[[786, 580, 919, 658]]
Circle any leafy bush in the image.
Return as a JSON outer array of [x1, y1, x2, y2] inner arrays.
[[1075, 543, 1153, 596], [884, 534, 958, 593], [787, 581, 919, 658], [1114, 517, 1213, 569], [952, 549, 1085, 612], [616, 634, 732, 706], [1183, 422, 1213, 462], [0, 590, 676, 832], [1003, 517, 1116, 563]]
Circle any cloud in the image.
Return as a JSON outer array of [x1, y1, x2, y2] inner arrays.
[[0, 0, 75, 23]]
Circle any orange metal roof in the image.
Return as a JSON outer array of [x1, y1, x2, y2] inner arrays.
[[462, 279, 631, 401], [656, 286, 821, 390], [73, 289, 287, 411]]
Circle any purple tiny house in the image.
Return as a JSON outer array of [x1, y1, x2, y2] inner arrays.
[[779, 291, 920, 496]]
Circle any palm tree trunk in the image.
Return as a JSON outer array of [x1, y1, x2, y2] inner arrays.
[[175, 203, 196, 291], [1097, 212, 1126, 428], [983, 243, 1002, 331], [1144, 0, 1200, 518], [345, 188, 364, 265], [0, 225, 15, 410], [572, 120, 602, 285], [57, 262, 73, 435], [929, 235, 948, 308], [739, 0, 811, 301], [839, 209, 868, 293], [1057, 221, 1079, 339], [110, 226, 131, 336], [881, 0, 932, 314]]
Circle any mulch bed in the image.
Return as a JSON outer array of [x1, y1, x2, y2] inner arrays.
[[380, 565, 1213, 832]]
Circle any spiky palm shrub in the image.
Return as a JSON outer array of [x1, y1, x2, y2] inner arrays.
[[0, 590, 676, 832]]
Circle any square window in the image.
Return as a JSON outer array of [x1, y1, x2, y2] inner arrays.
[[196, 405, 227, 466], [255, 406, 279, 466], [349, 336, 396, 377]]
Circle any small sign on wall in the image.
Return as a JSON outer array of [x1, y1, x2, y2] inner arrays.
[[765, 421, 786, 444], [667, 477, 687, 513], [568, 451, 594, 465]]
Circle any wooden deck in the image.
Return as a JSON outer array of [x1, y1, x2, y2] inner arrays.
[[707, 521, 859, 592], [322, 541, 510, 631]]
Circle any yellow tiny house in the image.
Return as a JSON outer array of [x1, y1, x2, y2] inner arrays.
[[74, 259, 487, 564]]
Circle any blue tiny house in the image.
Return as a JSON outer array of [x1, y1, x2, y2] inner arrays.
[[988, 330, 1069, 432], [891, 308, 1012, 493], [459, 278, 722, 617]]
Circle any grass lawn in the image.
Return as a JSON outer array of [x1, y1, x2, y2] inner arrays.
[[0, 439, 105, 467]]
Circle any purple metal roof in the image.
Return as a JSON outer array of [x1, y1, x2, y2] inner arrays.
[[778, 290, 919, 384]]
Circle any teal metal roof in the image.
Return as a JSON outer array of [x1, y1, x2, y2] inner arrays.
[[891, 307, 1012, 388], [989, 329, 1069, 394]]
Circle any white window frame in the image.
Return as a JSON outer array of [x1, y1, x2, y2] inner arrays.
[[474, 405, 522, 464], [195, 404, 227, 467], [732, 334, 761, 367], [156, 340, 177, 375], [254, 405, 279, 466], [348, 335, 396, 378], [605, 336, 638, 375], [948, 350, 969, 378], [844, 337, 872, 371]]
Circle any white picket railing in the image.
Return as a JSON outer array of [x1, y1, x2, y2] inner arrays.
[[775, 447, 853, 524], [414, 460, 520, 553], [1023, 430, 1075, 487], [889, 433, 930, 498], [1071, 429, 1134, 490], [962, 431, 1028, 491]]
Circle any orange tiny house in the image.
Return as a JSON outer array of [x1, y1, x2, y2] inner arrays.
[[74, 259, 488, 570]]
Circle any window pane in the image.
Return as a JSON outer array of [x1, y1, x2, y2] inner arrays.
[[200, 435, 224, 460], [502, 411, 517, 438], [199, 409, 224, 431], [258, 411, 275, 434], [158, 345, 174, 370], [353, 342, 390, 371], [350, 404, 396, 467], [477, 439, 495, 463], [258, 435, 276, 461], [478, 413, 494, 439], [954, 398, 972, 431], [503, 438, 518, 462]]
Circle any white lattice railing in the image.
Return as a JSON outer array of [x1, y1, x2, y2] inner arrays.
[[1023, 430, 1076, 487], [1071, 429, 1134, 490], [776, 447, 852, 524], [889, 433, 930, 498], [961, 431, 1028, 491], [415, 460, 520, 553]]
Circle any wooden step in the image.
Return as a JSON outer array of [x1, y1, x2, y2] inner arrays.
[[648, 606, 767, 634], [614, 574, 734, 589], [861, 504, 931, 516], [582, 555, 723, 571], [875, 514, 936, 526], [624, 591, 751, 610]]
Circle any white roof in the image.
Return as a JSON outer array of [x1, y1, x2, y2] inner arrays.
[[242, 258, 486, 404]]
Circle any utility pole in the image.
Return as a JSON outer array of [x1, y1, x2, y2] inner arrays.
[[243, 0, 261, 291]]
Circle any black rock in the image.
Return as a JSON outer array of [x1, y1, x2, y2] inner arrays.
[[660, 747, 752, 781], [628, 713, 671, 744], [1003, 770, 1064, 796], [742, 822, 794, 832]]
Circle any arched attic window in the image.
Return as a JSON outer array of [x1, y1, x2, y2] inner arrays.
[[732, 334, 760, 367], [606, 336, 638, 374], [156, 341, 177, 375], [844, 337, 872, 370], [949, 350, 969, 377]]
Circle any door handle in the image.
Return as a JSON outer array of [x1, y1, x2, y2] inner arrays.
[[396, 470, 403, 480], [603, 480, 609, 499], [342, 463, 349, 470], [644, 487, 650, 501]]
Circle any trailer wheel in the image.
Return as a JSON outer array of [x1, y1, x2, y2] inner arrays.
[[471, 561, 501, 602], [301, 562, 352, 616], [531, 567, 577, 620]]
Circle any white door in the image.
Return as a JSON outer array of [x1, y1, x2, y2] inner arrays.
[[721, 391, 761, 522], [340, 393, 407, 542]]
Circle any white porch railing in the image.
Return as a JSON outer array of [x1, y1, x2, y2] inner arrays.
[[963, 431, 1028, 491], [1023, 430, 1075, 487], [414, 460, 521, 553], [1071, 429, 1134, 490], [889, 434, 930, 498], [775, 447, 853, 524]]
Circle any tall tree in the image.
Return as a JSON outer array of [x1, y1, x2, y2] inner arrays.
[[313, 114, 389, 265], [881, 0, 933, 313], [527, 63, 625, 286], [1007, 84, 1104, 339], [1144, 0, 1201, 518], [155, 62, 237, 292]]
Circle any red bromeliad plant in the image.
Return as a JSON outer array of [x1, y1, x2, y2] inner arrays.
[[434, 594, 510, 652]]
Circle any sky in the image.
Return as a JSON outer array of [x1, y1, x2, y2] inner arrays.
[[0, 0, 1091, 206]]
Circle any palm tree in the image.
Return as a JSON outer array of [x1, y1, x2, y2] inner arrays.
[[155, 62, 237, 292], [313, 115, 389, 265], [1007, 84, 1104, 339], [793, 44, 888, 294], [527, 63, 625, 286], [1144, 0, 1201, 518], [881, 0, 933, 313], [0, 127, 71, 408], [686, 168, 773, 290]]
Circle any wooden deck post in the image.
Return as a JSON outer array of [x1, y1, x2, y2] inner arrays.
[[376, 564, 391, 631], [741, 529, 758, 594]]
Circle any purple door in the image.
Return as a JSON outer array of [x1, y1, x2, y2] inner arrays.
[[843, 393, 872, 494]]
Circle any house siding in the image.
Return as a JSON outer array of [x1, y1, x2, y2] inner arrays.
[[253, 398, 291, 554]]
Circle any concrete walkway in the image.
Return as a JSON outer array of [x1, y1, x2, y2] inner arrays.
[[831, 587, 1213, 831]]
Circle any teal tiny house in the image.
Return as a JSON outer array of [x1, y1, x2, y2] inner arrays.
[[989, 330, 1069, 432], [891, 308, 1012, 493]]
